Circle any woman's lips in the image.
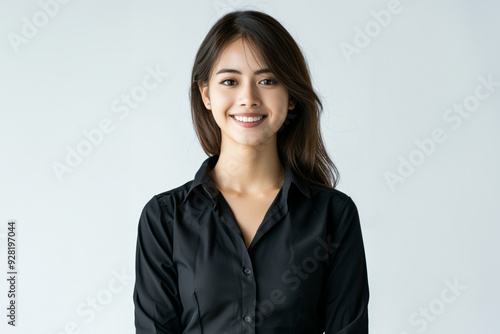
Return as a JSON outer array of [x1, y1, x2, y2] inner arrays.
[[230, 115, 267, 128]]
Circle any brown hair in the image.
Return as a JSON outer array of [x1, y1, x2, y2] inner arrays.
[[190, 10, 339, 189]]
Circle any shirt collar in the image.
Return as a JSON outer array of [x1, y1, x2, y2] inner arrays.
[[181, 154, 310, 206]]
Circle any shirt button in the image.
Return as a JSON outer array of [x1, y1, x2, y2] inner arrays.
[[243, 314, 251, 323], [243, 267, 252, 275]]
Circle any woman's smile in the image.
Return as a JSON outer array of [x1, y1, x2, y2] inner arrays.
[[230, 113, 267, 127]]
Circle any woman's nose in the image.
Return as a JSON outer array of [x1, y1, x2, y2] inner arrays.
[[238, 82, 261, 108]]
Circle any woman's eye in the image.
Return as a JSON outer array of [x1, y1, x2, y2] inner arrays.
[[221, 79, 237, 86], [260, 79, 277, 85]]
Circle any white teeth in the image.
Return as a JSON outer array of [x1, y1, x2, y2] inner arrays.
[[233, 115, 264, 122]]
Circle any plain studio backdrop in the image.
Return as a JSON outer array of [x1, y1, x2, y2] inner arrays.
[[0, 0, 499, 333]]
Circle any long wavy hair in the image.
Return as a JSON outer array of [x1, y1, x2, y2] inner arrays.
[[190, 10, 339, 189]]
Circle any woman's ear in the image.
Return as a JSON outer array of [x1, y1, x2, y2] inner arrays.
[[288, 99, 295, 110], [198, 82, 211, 110]]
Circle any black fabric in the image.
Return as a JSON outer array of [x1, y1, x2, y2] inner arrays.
[[133, 154, 369, 333]]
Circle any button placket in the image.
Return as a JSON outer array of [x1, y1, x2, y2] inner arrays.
[[241, 253, 256, 334]]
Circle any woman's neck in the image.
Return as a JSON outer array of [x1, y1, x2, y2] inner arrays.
[[210, 141, 285, 195]]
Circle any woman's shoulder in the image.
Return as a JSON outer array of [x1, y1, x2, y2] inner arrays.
[[152, 179, 196, 207], [157, 179, 194, 198], [305, 182, 360, 220], [139, 179, 195, 215], [308, 182, 353, 204]]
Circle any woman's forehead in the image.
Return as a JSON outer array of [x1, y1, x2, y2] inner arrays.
[[212, 38, 268, 73]]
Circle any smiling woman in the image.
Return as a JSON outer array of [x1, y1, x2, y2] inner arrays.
[[199, 37, 291, 147], [133, 10, 369, 334]]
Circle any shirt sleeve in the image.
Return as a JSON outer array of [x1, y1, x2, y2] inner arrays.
[[133, 195, 183, 333], [324, 196, 369, 333]]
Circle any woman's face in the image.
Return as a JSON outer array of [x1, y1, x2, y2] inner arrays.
[[199, 38, 294, 149]]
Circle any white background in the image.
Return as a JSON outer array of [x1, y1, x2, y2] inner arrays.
[[1, 0, 499, 333]]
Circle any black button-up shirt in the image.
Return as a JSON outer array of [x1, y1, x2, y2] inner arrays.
[[133, 154, 369, 333]]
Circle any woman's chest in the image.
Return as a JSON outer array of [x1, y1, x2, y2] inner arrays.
[[171, 206, 331, 328], [219, 189, 281, 249]]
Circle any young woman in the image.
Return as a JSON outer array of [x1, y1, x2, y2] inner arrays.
[[133, 10, 369, 334]]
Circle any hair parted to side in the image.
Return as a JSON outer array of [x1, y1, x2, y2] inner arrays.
[[190, 10, 339, 189]]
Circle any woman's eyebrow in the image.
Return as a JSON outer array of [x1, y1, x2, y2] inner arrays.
[[215, 68, 273, 75]]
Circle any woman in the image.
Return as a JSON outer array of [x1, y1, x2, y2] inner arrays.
[[133, 10, 369, 334]]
